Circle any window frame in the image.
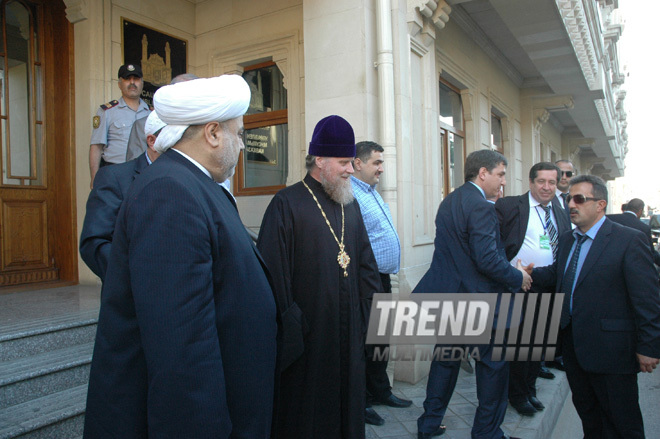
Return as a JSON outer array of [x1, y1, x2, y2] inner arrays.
[[490, 112, 503, 154], [233, 60, 288, 197], [438, 78, 465, 197], [0, 0, 45, 187]]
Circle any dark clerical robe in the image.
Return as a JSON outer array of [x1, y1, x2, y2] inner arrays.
[[257, 173, 382, 439]]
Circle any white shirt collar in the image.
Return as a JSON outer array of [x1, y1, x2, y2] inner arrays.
[[172, 149, 213, 180]]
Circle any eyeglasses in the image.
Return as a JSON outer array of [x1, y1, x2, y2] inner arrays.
[[561, 171, 574, 178], [566, 194, 601, 205]]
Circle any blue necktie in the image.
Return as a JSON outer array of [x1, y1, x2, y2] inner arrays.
[[559, 234, 589, 328]]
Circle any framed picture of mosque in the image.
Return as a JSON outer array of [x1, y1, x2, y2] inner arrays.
[[121, 18, 188, 107]]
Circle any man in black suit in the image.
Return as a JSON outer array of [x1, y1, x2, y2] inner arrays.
[[495, 162, 571, 416], [533, 175, 660, 438], [79, 111, 164, 281], [554, 160, 574, 216], [415, 149, 531, 439], [608, 198, 660, 266], [84, 75, 277, 438]]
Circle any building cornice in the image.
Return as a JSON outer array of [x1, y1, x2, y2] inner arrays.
[[63, 0, 87, 24], [556, 0, 599, 89]]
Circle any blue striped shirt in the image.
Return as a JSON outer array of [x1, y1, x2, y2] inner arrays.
[[351, 176, 400, 274]]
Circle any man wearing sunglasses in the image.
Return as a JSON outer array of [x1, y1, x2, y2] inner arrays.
[[554, 160, 575, 214], [532, 175, 660, 439]]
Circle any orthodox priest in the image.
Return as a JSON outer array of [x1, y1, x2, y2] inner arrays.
[[257, 115, 382, 439]]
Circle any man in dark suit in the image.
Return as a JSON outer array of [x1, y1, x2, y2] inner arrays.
[[495, 162, 571, 416], [79, 111, 164, 281], [415, 149, 531, 439], [554, 159, 574, 217], [83, 75, 277, 438], [607, 198, 660, 266], [533, 175, 660, 438]]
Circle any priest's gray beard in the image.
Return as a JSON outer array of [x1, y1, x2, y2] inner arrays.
[[320, 170, 354, 205]]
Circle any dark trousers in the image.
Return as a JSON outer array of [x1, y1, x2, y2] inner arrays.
[[508, 360, 540, 402], [562, 326, 645, 439], [509, 288, 548, 402], [417, 343, 509, 439], [366, 273, 393, 405]]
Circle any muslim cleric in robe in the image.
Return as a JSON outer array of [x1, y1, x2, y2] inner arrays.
[[257, 115, 382, 439], [83, 75, 276, 439]]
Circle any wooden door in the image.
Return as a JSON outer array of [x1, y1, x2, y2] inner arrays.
[[0, 0, 76, 288]]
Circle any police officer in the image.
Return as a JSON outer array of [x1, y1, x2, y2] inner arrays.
[[89, 63, 150, 187]]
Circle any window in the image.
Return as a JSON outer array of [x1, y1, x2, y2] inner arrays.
[[438, 79, 465, 196], [235, 61, 288, 196], [1, 0, 44, 186], [491, 113, 503, 154]]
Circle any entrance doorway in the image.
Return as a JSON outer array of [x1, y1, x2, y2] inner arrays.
[[0, 0, 76, 288]]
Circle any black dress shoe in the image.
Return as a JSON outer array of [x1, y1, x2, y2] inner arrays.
[[365, 407, 384, 426], [538, 366, 556, 379], [417, 424, 446, 438], [528, 396, 545, 410], [374, 393, 412, 408], [502, 435, 522, 439], [509, 399, 537, 416]]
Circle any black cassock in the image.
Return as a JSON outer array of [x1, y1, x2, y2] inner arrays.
[[257, 173, 382, 439]]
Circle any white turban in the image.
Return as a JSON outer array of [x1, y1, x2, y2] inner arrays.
[[153, 75, 250, 153], [143, 111, 166, 136]]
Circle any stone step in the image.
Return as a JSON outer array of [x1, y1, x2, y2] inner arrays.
[[0, 342, 93, 407], [0, 384, 86, 439], [0, 310, 98, 362]]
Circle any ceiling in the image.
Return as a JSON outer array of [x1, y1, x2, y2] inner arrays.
[[447, 0, 623, 178]]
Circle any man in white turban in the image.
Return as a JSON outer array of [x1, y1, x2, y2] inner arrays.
[[124, 73, 200, 162], [84, 75, 277, 439], [80, 111, 166, 281]]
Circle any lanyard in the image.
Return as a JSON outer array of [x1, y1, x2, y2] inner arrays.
[[534, 205, 551, 235]]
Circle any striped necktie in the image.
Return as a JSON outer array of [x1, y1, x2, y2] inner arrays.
[[540, 204, 558, 261]]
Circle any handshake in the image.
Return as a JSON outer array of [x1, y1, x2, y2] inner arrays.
[[515, 259, 534, 291]]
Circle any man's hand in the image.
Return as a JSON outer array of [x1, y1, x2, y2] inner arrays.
[[637, 353, 659, 373], [516, 259, 533, 291]]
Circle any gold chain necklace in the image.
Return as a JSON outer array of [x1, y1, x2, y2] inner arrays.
[[302, 180, 350, 277]]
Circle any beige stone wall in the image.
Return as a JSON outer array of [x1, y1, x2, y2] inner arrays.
[[197, 0, 304, 227]]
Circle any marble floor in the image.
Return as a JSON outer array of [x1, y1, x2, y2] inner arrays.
[[0, 284, 101, 339]]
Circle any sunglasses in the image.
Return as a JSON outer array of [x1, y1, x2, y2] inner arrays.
[[561, 171, 574, 178], [566, 194, 600, 205]]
